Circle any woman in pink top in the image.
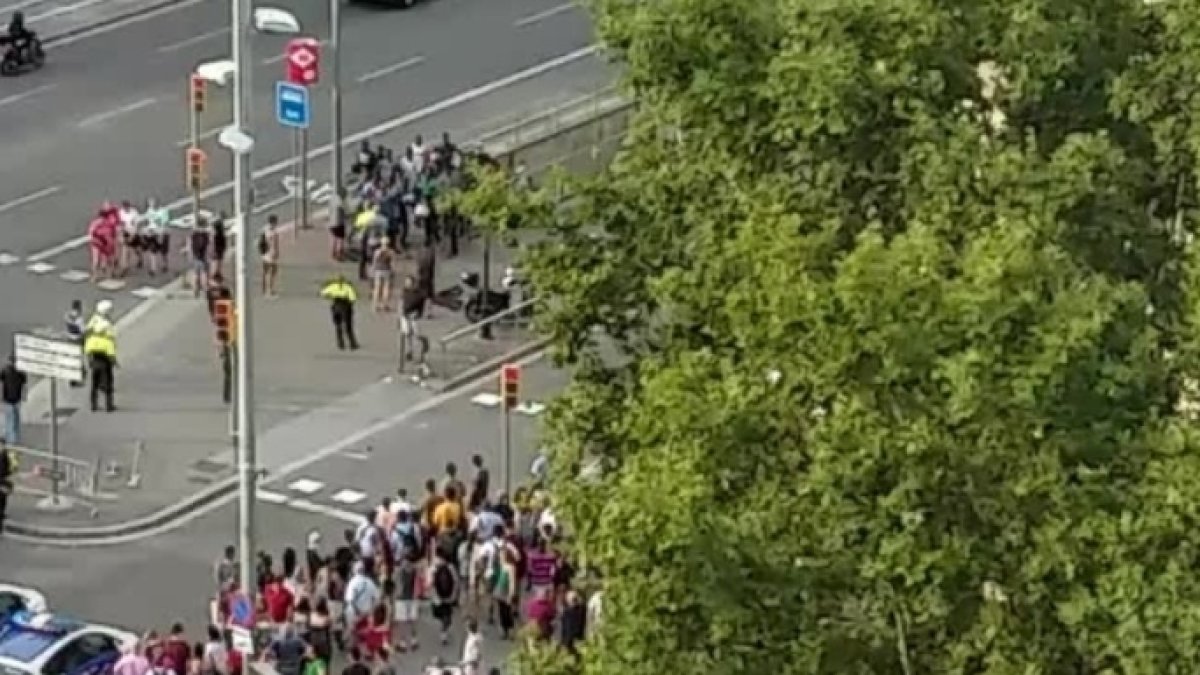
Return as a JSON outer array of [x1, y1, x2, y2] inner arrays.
[[88, 203, 119, 281]]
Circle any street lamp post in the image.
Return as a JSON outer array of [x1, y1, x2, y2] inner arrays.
[[218, 3, 301, 631]]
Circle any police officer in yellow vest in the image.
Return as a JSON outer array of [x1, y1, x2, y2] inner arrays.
[[84, 325, 117, 412], [320, 274, 360, 351]]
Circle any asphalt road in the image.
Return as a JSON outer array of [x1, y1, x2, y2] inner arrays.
[[0, 357, 570, 668], [0, 0, 606, 346]]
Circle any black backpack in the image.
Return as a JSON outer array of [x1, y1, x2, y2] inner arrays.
[[433, 564, 455, 599], [257, 232, 269, 255]]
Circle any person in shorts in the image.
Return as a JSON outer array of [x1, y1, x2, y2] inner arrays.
[[392, 547, 420, 651]]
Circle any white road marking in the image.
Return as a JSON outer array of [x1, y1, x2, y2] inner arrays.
[[0, 84, 57, 111], [257, 490, 361, 524], [472, 393, 502, 408], [45, 0, 207, 49], [77, 97, 158, 128], [156, 26, 228, 53], [516, 401, 546, 416], [23, 46, 599, 263], [356, 56, 426, 85], [261, 39, 330, 66], [0, 0, 54, 15], [27, 0, 107, 21], [514, 2, 577, 26], [330, 489, 367, 505], [59, 269, 89, 283], [0, 185, 61, 216], [0, 252, 19, 265], [26, 262, 54, 274], [129, 286, 159, 299], [175, 127, 222, 148], [287, 478, 325, 495], [96, 278, 127, 291]]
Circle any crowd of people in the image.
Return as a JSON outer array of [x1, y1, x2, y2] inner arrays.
[[112, 458, 601, 675]]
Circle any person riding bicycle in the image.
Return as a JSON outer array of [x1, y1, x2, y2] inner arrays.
[[1, 12, 33, 55]]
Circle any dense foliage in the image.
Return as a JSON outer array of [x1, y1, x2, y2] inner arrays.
[[457, 0, 1200, 671]]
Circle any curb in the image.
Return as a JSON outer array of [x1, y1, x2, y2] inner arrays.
[[436, 337, 550, 393], [6, 475, 237, 542], [41, 0, 190, 46]]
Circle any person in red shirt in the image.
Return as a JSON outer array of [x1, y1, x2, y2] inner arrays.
[[263, 574, 295, 625], [161, 623, 191, 675]]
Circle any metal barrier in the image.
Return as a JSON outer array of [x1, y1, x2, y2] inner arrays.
[[434, 297, 539, 377], [472, 85, 624, 148], [5, 444, 103, 501]]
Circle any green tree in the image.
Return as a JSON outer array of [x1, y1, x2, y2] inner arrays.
[[455, 0, 1200, 671]]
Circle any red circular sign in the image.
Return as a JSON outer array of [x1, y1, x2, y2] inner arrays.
[[285, 38, 321, 86]]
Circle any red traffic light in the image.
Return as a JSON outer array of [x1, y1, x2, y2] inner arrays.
[[213, 299, 234, 345], [186, 147, 207, 190], [190, 74, 207, 113], [501, 363, 520, 385]]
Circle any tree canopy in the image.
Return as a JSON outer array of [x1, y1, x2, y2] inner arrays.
[[457, 0, 1200, 671]]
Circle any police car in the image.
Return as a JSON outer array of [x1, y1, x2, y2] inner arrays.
[[0, 611, 135, 675], [0, 587, 45, 623]]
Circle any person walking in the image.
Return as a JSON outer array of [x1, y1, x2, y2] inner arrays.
[[0, 356, 26, 444], [416, 243, 436, 317], [260, 215, 281, 298], [188, 218, 211, 296], [84, 322, 117, 412], [370, 238, 395, 313], [428, 551, 459, 645], [65, 300, 85, 388], [320, 275, 360, 351], [0, 441, 13, 535]]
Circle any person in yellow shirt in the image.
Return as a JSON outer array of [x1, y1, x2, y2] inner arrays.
[[83, 327, 117, 412], [431, 485, 463, 535], [320, 274, 359, 351]]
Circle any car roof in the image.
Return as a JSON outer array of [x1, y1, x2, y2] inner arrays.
[[0, 613, 136, 670], [0, 587, 47, 614]]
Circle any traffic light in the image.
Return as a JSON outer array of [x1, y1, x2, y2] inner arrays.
[[214, 299, 235, 346], [186, 147, 207, 191], [501, 363, 520, 409], [190, 74, 207, 113]]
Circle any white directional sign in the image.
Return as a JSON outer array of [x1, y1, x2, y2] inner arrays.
[[14, 333, 84, 381]]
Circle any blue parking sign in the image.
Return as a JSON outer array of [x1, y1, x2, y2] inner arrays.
[[275, 81, 310, 129]]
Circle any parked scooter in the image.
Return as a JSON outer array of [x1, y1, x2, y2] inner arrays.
[[461, 267, 525, 323]]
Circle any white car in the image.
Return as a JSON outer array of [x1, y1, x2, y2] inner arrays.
[[0, 587, 46, 622], [0, 611, 136, 675]]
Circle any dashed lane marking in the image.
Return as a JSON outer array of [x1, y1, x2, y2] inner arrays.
[[516, 401, 546, 416], [471, 393, 501, 408], [0, 252, 19, 265], [130, 286, 159, 299], [330, 489, 367, 505], [258, 489, 361, 524], [59, 269, 89, 283], [287, 478, 325, 495], [26, 262, 54, 274]]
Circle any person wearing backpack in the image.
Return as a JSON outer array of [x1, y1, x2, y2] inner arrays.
[[259, 215, 280, 298], [428, 551, 459, 645], [392, 546, 421, 652]]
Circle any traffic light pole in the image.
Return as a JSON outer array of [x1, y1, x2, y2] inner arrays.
[[189, 87, 200, 230], [502, 400, 512, 495]]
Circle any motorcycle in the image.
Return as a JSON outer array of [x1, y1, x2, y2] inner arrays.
[[461, 269, 522, 323], [0, 35, 45, 77]]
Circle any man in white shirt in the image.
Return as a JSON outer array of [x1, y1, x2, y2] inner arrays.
[[460, 619, 482, 675], [143, 200, 170, 275], [118, 200, 142, 273]]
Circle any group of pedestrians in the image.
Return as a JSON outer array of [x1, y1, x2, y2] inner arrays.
[[199, 457, 599, 675], [87, 200, 174, 282]]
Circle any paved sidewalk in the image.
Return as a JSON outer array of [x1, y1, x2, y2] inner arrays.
[[5, 214, 520, 527]]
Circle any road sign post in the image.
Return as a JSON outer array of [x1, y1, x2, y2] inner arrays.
[[14, 332, 85, 512], [276, 80, 312, 234], [500, 363, 520, 493], [283, 38, 319, 231]]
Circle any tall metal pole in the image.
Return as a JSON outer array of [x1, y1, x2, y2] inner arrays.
[[329, 0, 343, 212], [230, 0, 258, 627], [48, 378, 60, 505], [300, 128, 310, 229], [501, 404, 512, 495]]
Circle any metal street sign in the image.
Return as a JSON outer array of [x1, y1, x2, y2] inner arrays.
[[275, 81, 310, 129], [14, 333, 83, 381]]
